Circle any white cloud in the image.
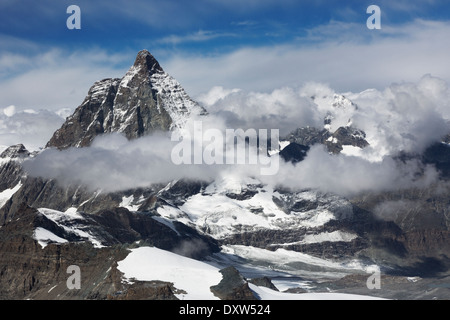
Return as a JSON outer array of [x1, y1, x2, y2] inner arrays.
[[2, 105, 16, 117], [263, 144, 440, 197], [158, 30, 236, 45], [2, 19, 450, 120], [198, 74, 450, 157], [349, 74, 450, 157], [23, 128, 441, 197], [23, 132, 220, 192], [19, 71, 450, 196], [0, 48, 131, 112], [0, 109, 65, 151], [196, 86, 242, 106], [163, 20, 450, 97], [199, 86, 323, 136]]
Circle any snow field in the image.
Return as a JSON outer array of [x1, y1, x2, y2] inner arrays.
[[117, 246, 384, 300]]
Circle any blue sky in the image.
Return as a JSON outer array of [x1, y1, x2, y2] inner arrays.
[[2, 0, 449, 54], [1, 0, 450, 111]]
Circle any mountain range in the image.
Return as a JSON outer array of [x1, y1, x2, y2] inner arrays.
[[1, 50, 450, 300]]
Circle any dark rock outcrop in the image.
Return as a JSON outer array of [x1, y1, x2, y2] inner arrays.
[[248, 277, 279, 291], [210, 266, 257, 300], [279, 143, 310, 164], [108, 281, 179, 300], [283, 125, 369, 155]]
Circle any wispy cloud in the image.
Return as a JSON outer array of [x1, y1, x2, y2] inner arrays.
[[0, 108, 65, 151], [158, 30, 236, 45], [231, 20, 258, 27], [0, 48, 132, 111], [163, 19, 450, 96]]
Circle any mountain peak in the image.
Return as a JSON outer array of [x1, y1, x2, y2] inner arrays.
[[133, 49, 163, 73], [0, 143, 30, 159], [46, 50, 206, 149]]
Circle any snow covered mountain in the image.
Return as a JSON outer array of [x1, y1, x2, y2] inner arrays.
[[278, 93, 369, 156], [1, 50, 450, 300], [47, 50, 206, 149]]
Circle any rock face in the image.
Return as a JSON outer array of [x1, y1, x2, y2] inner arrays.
[[422, 142, 450, 178], [283, 125, 369, 155], [279, 143, 309, 163], [210, 266, 258, 300], [0, 203, 219, 299], [0, 204, 121, 299], [47, 50, 206, 149]]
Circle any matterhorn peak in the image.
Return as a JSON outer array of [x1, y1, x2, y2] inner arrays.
[[133, 49, 163, 73], [46, 50, 206, 149]]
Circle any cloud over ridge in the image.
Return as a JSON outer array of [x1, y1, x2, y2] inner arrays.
[[23, 75, 450, 196]]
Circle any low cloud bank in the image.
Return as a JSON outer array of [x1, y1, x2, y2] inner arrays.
[[23, 76, 450, 196]]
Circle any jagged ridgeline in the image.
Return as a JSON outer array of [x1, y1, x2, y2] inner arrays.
[[47, 50, 206, 149]]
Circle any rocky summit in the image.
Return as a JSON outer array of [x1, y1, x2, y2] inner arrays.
[[46, 50, 206, 149], [1, 50, 450, 300]]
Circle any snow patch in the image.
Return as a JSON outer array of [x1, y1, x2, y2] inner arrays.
[[33, 227, 68, 248], [272, 231, 358, 246], [150, 71, 206, 130], [38, 208, 104, 248], [268, 140, 291, 156], [117, 246, 222, 300], [0, 181, 22, 209], [120, 65, 141, 89], [326, 136, 338, 144], [119, 195, 145, 212]]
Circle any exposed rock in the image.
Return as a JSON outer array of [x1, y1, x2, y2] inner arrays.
[[283, 124, 369, 155], [108, 281, 178, 300], [248, 277, 279, 291], [46, 50, 206, 150], [422, 142, 450, 178], [46, 78, 121, 149], [0, 160, 23, 195], [0, 144, 30, 159], [284, 126, 329, 147], [279, 143, 310, 163], [0, 204, 128, 299], [283, 287, 308, 294], [210, 266, 257, 300], [0, 203, 220, 299]]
